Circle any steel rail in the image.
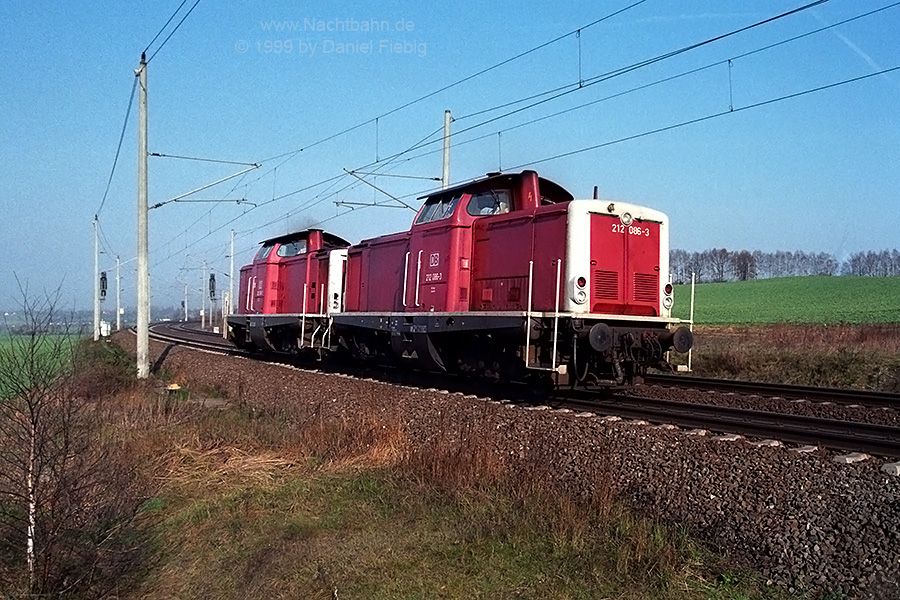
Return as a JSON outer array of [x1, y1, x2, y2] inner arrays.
[[146, 323, 242, 354], [576, 393, 900, 457], [644, 373, 900, 409]]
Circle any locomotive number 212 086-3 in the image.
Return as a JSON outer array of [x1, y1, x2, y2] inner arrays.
[[611, 223, 651, 236]]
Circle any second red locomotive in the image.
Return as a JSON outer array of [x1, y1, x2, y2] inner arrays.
[[228, 170, 692, 387]]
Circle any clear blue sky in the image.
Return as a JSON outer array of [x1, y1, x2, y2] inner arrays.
[[1, 0, 898, 312]]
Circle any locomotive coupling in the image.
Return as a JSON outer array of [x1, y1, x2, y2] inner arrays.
[[659, 326, 693, 353]]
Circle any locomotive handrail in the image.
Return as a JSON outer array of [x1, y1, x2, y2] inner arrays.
[[552, 258, 561, 371], [524, 258, 564, 374], [402, 251, 410, 308], [245, 276, 255, 312], [300, 283, 308, 348], [525, 260, 534, 367], [415, 250, 423, 308], [325, 316, 333, 348]]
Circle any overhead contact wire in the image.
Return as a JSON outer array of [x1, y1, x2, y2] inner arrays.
[[356, 0, 837, 168], [259, 0, 652, 164], [143, 0, 189, 55], [146, 0, 202, 63], [383, 2, 900, 168], [507, 66, 900, 169], [157, 0, 875, 269]]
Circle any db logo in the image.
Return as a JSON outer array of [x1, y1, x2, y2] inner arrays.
[[429, 252, 440, 267]]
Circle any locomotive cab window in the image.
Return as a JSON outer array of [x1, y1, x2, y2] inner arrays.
[[466, 190, 511, 216], [415, 193, 463, 225], [276, 240, 308, 257], [255, 244, 274, 260]]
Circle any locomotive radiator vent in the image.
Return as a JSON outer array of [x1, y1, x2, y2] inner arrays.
[[633, 273, 659, 302], [593, 270, 618, 300]]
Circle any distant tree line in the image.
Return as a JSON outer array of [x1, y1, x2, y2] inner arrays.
[[841, 249, 900, 277], [670, 248, 900, 284]]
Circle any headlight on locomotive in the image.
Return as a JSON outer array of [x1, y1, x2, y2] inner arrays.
[[572, 275, 588, 304], [663, 282, 674, 309]]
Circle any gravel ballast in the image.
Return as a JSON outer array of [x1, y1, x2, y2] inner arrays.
[[120, 335, 900, 599]]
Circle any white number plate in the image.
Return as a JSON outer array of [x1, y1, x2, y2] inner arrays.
[[611, 223, 650, 236]]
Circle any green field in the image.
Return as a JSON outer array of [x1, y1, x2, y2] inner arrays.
[[0, 333, 81, 400], [671, 276, 900, 325]]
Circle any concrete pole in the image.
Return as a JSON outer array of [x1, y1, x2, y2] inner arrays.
[[222, 291, 229, 339], [136, 53, 150, 378], [93, 217, 100, 341], [229, 229, 235, 316], [183, 283, 188, 322], [115, 255, 121, 331], [441, 110, 451, 190]]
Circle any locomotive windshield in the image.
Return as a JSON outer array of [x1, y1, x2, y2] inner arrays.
[[466, 190, 511, 216], [415, 193, 463, 225], [276, 240, 307, 257], [255, 244, 274, 260]]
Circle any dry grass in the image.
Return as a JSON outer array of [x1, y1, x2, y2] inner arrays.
[[70, 338, 784, 599], [122, 393, 758, 600], [290, 405, 406, 470], [684, 324, 900, 391], [697, 323, 900, 352]]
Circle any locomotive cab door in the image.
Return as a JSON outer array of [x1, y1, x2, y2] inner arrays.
[[406, 192, 471, 313]]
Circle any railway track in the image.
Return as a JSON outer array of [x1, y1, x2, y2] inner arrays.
[[143, 323, 900, 458], [148, 323, 243, 353], [564, 392, 900, 457], [644, 373, 900, 409]]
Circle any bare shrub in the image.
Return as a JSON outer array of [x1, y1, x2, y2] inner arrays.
[[695, 348, 747, 377], [0, 286, 152, 598]]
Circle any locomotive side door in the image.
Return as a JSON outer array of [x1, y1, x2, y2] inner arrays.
[[406, 192, 467, 313], [469, 189, 530, 312]]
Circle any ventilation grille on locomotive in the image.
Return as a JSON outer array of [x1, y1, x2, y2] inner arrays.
[[633, 273, 659, 303], [593, 270, 618, 300]]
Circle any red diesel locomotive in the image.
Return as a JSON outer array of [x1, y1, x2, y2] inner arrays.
[[227, 170, 692, 387]]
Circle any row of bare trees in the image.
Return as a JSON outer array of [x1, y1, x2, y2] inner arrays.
[[670, 248, 899, 284], [841, 249, 900, 277]]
